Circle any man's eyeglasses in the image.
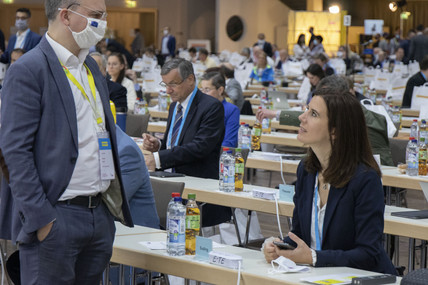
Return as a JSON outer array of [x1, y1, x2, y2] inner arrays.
[[159, 79, 185, 88], [66, 3, 108, 20], [200, 87, 215, 93]]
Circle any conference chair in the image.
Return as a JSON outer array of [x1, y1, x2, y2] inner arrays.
[[125, 113, 150, 138]]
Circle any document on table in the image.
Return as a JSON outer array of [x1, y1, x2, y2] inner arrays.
[[139, 241, 226, 250], [300, 273, 363, 284]]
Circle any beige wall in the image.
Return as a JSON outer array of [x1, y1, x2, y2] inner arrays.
[[217, 0, 290, 53]]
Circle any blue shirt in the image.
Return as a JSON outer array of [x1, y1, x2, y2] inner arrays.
[[249, 65, 274, 82], [222, 99, 240, 147]]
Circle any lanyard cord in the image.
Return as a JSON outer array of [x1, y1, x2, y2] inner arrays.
[[314, 172, 322, 250], [60, 60, 104, 128]]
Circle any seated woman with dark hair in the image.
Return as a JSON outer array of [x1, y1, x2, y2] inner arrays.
[[200, 71, 240, 147], [305, 63, 325, 104], [263, 86, 397, 275]]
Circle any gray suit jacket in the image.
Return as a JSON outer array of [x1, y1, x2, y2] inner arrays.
[[0, 36, 133, 243]]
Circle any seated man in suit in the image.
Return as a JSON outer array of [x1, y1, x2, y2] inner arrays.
[[0, 8, 41, 64], [142, 58, 231, 227]]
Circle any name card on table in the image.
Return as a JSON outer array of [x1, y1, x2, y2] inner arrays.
[[195, 236, 212, 261], [279, 184, 295, 202]]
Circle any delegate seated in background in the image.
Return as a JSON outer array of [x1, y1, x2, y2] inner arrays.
[[107, 52, 137, 112], [305, 64, 325, 104], [249, 51, 274, 84], [257, 76, 393, 166], [220, 63, 244, 111], [262, 86, 397, 275], [200, 71, 240, 148], [293, 34, 309, 61], [401, 54, 428, 108]]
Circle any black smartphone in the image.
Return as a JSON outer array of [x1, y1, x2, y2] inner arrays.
[[273, 241, 295, 250]]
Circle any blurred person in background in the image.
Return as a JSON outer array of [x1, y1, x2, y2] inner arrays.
[[293, 34, 309, 61]]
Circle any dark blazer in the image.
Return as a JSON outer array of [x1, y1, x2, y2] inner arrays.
[[0, 29, 5, 53], [161, 35, 176, 57], [0, 36, 133, 243], [409, 34, 428, 63], [401, 72, 427, 108], [285, 161, 397, 275], [159, 89, 231, 226], [0, 30, 41, 64], [253, 41, 273, 57], [107, 78, 128, 112]]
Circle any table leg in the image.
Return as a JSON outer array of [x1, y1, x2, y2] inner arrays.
[[244, 210, 253, 247], [408, 238, 415, 272], [232, 209, 243, 247]]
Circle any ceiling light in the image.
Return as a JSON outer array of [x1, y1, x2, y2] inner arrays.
[[329, 5, 340, 14], [389, 2, 398, 12]]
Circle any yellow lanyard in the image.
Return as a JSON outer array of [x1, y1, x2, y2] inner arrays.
[[60, 61, 103, 126]]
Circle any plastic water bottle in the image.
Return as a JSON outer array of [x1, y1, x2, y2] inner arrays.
[[167, 197, 186, 256], [410, 119, 419, 142], [419, 137, 427, 176], [234, 148, 245, 192], [219, 147, 230, 191], [185, 193, 200, 255], [243, 124, 251, 149], [222, 150, 235, 192], [238, 122, 246, 148], [134, 98, 148, 115], [406, 138, 419, 176], [420, 119, 427, 142], [392, 106, 402, 130], [166, 193, 181, 249], [158, 90, 168, 111], [260, 88, 267, 107]]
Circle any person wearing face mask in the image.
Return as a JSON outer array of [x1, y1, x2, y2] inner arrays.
[[309, 35, 325, 58], [160, 26, 176, 66], [0, 8, 41, 64], [0, 0, 133, 284], [253, 33, 273, 58]]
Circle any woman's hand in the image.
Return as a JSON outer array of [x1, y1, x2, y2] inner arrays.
[[263, 238, 281, 263], [274, 232, 313, 265]]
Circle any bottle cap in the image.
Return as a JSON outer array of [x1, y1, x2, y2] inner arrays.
[[235, 148, 242, 152], [412, 139, 417, 143], [227, 150, 233, 154], [423, 119, 426, 124], [245, 124, 249, 127], [171, 192, 180, 198], [223, 147, 230, 151], [413, 119, 418, 122], [173, 197, 182, 202], [188, 193, 196, 200], [421, 137, 425, 142], [409, 137, 415, 140], [240, 122, 246, 125]]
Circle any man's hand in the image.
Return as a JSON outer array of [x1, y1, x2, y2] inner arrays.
[[144, 153, 156, 171], [263, 237, 281, 262], [256, 108, 277, 122], [37, 221, 54, 242], [142, 133, 160, 152]]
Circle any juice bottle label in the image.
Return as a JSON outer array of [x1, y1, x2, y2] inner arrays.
[[235, 162, 244, 174], [419, 150, 427, 160], [186, 215, 200, 230], [253, 128, 261, 136]]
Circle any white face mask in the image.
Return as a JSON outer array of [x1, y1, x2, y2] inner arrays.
[[65, 9, 106, 49], [313, 40, 318, 45], [163, 30, 169, 36], [337, 51, 343, 58]]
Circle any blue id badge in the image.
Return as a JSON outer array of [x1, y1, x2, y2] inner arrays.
[[279, 184, 295, 202], [98, 132, 115, 180]]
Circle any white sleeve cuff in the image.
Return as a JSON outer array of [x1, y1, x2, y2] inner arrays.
[[310, 249, 317, 266], [154, 152, 161, 169], [276, 110, 281, 121]]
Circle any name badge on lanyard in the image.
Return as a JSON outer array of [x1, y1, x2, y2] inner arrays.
[[98, 132, 115, 180]]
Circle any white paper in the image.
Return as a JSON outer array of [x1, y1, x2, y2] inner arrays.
[[419, 105, 428, 120]]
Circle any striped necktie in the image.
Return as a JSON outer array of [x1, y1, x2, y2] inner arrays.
[[170, 104, 183, 146]]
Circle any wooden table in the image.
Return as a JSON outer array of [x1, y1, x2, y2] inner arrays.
[[112, 229, 401, 285], [147, 116, 301, 134]]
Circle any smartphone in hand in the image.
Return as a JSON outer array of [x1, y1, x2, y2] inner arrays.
[[273, 241, 296, 250]]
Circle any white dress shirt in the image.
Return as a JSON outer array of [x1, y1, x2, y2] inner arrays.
[[46, 33, 110, 200], [154, 92, 192, 169], [161, 35, 170, 55], [14, 29, 30, 49]]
